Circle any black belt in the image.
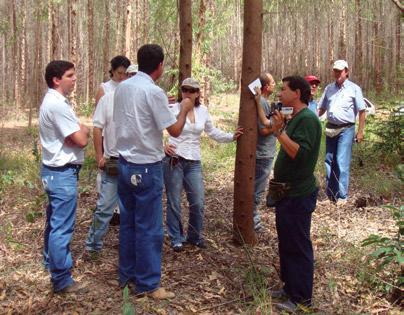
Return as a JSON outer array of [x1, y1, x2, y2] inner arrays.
[[326, 122, 355, 129], [43, 163, 81, 170], [109, 156, 119, 160]]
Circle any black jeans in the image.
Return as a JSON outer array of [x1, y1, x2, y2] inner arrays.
[[275, 188, 318, 306]]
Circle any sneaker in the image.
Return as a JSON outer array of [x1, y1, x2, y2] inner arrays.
[[147, 287, 175, 300], [187, 239, 206, 249], [56, 281, 88, 294], [270, 288, 287, 299], [172, 243, 183, 252], [275, 299, 298, 312], [336, 198, 348, 206]]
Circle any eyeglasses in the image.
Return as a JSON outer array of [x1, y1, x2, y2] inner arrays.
[[181, 87, 198, 93]]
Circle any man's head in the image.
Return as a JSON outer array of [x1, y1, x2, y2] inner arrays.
[[304, 75, 321, 97], [45, 60, 76, 96], [259, 73, 276, 96], [137, 44, 164, 80], [332, 59, 349, 86], [279, 76, 311, 107]]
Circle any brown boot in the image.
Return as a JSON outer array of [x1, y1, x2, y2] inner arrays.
[[147, 287, 175, 300], [56, 282, 88, 294]]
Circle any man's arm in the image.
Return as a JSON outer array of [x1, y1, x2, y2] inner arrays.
[[356, 110, 366, 143], [271, 111, 299, 159], [93, 127, 105, 168], [66, 124, 89, 148], [166, 98, 194, 137]]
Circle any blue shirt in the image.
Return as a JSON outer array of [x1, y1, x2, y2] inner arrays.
[[256, 96, 277, 159], [319, 79, 366, 125], [308, 100, 318, 115]]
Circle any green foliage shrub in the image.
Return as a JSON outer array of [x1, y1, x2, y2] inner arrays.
[[361, 205, 403, 296]]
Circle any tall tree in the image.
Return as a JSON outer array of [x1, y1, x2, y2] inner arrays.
[[178, 0, 192, 97], [87, 0, 94, 104], [233, 0, 263, 246], [124, 0, 132, 60], [102, 1, 110, 80]]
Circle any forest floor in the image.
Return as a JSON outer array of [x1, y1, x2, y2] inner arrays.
[[0, 98, 402, 314]]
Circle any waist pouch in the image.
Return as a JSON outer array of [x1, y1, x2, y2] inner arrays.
[[266, 180, 291, 207], [325, 122, 354, 138], [105, 158, 119, 176]]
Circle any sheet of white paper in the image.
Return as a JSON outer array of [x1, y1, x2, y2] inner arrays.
[[248, 78, 262, 95]]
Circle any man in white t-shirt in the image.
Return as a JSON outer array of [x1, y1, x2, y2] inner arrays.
[[85, 64, 136, 253], [113, 44, 193, 299], [39, 60, 89, 293]]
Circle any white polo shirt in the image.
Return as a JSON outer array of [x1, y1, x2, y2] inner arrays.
[[113, 71, 176, 164], [39, 89, 84, 167]]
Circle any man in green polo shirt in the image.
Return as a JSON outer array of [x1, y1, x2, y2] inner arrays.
[[255, 75, 321, 312]]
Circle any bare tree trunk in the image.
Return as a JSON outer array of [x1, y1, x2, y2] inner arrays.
[[395, 10, 401, 92], [354, 0, 363, 85], [103, 1, 110, 81], [233, 0, 262, 246], [68, 0, 77, 109], [124, 0, 132, 60], [178, 0, 192, 98], [31, 5, 42, 128], [374, 1, 383, 95], [87, 0, 94, 105], [328, 1, 334, 67], [338, 0, 347, 59], [12, 0, 20, 113]]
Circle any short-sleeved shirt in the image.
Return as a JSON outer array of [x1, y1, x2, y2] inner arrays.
[[273, 108, 322, 197], [318, 79, 366, 125], [308, 99, 318, 115], [93, 91, 118, 158], [256, 96, 276, 159], [39, 89, 84, 167], [101, 79, 119, 94], [113, 71, 176, 164], [167, 103, 233, 161]]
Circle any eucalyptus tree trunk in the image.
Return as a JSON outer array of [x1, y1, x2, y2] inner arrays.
[[87, 0, 94, 105], [178, 0, 192, 98], [233, 0, 262, 246]]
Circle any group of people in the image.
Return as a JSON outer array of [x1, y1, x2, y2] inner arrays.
[[39, 41, 366, 311]]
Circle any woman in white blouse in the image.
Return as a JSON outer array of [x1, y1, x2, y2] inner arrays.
[[164, 78, 243, 252]]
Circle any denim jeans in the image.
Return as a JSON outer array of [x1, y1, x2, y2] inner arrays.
[[85, 170, 119, 251], [117, 157, 164, 293], [325, 125, 355, 201], [163, 156, 205, 246], [275, 188, 318, 306], [41, 164, 80, 292], [253, 158, 274, 229]]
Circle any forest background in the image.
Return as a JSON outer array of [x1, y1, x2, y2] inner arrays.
[[0, 0, 402, 119]]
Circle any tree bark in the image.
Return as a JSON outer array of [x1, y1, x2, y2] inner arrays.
[[178, 0, 192, 98], [354, 0, 363, 85], [103, 1, 110, 81], [124, 0, 132, 60], [87, 0, 94, 105], [68, 0, 78, 109], [233, 0, 262, 246]]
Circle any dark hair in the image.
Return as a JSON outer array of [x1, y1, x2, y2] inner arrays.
[[282, 75, 311, 105], [178, 90, 201, 107], [137, 44, 164, 74], [109, 55, 131, 77], [45, 60, 75, 88]]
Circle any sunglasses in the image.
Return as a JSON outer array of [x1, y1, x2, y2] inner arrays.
[[181, 87, 198, 93]]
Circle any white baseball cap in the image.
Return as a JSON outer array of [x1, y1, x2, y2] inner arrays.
[[333, 60, 349, 70], [126, 64, 138, 74]]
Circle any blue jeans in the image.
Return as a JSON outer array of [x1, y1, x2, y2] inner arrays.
[[41, 164, 80, 292], [85, 170, 119, 251], [117, 157, 164, 293], [325, 125, 355, 201], [253, 158, 274, 228], [163, 156, 205, 246], [275, 188, 318, 306]]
